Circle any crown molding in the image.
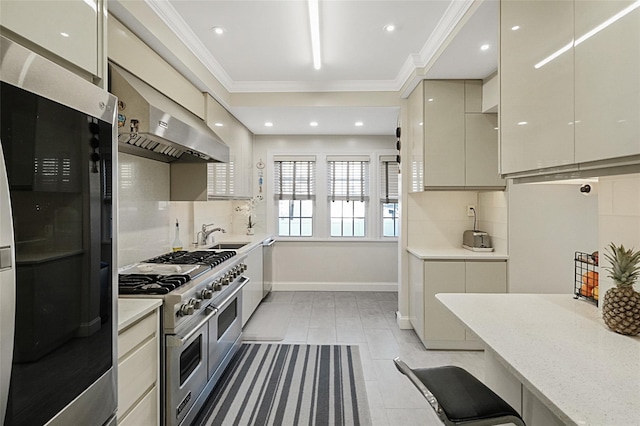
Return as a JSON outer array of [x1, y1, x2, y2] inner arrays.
[[144, 0, 234, 90]]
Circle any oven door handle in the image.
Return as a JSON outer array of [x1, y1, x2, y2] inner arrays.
[[166, 305, 219, 347], [214, 276, 250, 310]]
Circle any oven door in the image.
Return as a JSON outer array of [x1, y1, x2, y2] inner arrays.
[[165, 310, 212, 426], [208, 276, 248, 380]]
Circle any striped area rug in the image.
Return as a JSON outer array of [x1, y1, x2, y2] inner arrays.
[[194, 344, 372, 426]]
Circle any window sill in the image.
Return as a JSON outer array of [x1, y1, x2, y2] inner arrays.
[[276, 237, 398, 243]]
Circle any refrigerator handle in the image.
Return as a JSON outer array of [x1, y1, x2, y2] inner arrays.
[[0, 141, 16, 424]]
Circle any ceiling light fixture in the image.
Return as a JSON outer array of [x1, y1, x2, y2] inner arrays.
[[60, 32, 70, 38], [212, 26, 225, 35], [310, 121, 318, 127], [383, 24, 395, 32], [308, 0, 321, 70], [511, 25, 520, 31], [214, 122, 224, 127], [264, 122, 273, 127], [355, 121, 364, 127], [480, 44, 490, 51]]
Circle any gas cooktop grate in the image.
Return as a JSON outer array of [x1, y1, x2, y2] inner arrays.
[[144, 250, 236, 267], [118, 274, 191, 295]]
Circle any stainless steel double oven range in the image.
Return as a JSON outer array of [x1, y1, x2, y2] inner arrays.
[[119, 250, 249, 426]]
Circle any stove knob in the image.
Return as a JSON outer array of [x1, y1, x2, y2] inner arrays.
[[201, 288, 213, 299], [191, 298, 202, 309], [233, 267, 240, 278], [240, 263, 247, 272], [179, 303, 194, 316], [213, 280, 222, 291], [222, 275, 231, 285]]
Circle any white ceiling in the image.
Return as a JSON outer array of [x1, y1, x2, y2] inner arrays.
[[110, 0, 498, 136]]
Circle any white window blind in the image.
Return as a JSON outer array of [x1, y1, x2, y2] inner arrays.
[[327, 156, 370, 202], [274, 156, 316, 200], [380, 155, 399, 203], [207, 161, 235, 198]]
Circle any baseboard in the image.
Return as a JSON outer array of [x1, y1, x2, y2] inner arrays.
[[395, 313, 413, 330], [273, 282, 398, 292]]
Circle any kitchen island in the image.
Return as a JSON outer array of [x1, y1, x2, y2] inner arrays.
[[436, 293, 640, 426]]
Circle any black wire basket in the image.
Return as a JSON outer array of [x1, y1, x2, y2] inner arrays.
[[574, 251, 599, 306]]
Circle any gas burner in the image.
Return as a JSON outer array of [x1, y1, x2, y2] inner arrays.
[[118, 274, 191, 295], [144, 250, 237, 268]]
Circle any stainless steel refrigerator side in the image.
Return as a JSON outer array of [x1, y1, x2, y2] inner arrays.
[[0, 141, 16, 425]]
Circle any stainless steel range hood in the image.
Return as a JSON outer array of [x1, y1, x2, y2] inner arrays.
[[109, 63, 229, 163]]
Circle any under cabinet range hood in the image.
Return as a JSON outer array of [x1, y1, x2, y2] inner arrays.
[[109, 63, 229, 163]]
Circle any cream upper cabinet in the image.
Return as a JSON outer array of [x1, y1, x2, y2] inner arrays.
[[500, 0, 575, 175], [408, 82, 425, 193], [423, 80, 504, 189], [424, 80, 466, 187], [1, 0, 102, 77], [574, 1, 640, 163], [205, 95, 253, 198]]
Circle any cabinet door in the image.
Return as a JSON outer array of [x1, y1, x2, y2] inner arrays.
[[465, 261, 507, 293], [465, 261, 507, 342], [0, 1, 99, 76], [424, 81, 465, 187], [423, 261, 466, 342], [408, 82, 424, 192], [465, 113, 504, 187], [575, 1, 640, 163], [408, 254, 425, 340], [500, 0, 574, 174], [242, 245, 264, 326]]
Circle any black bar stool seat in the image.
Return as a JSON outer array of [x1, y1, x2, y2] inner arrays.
[[393, 358, 526, 426]]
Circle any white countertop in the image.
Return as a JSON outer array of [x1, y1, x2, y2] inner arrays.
[[118, 299, 163, 331], [436, 293, 640, 426], [407, 246, 508, 260]]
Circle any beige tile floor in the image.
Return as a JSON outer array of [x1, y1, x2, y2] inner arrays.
[[244, 291, 485, 426]]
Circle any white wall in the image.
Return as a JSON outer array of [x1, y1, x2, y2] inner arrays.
[[508, 180, 598, 293], [253, 134, 399, 291], [598, 174, 640, 308]]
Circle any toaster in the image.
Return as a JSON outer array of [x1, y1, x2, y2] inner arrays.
[[462, 230, 493, 251]]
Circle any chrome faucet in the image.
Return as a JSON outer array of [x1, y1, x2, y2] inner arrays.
[[196, 223, 226, 247]]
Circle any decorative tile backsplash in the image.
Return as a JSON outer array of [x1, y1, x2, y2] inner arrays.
[[118, 153, 250, 267], [407, 190, 507, 252]]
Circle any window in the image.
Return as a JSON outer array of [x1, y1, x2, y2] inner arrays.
[[327, 156, 369, 237], [380, 156, 399, 237], [274, 156, 315, 236]]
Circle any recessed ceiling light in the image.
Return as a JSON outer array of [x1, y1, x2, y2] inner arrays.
[[310, 121, 318, 127], [480, 44, 490, 51], [383, 24, 395, 32], [214, 122, 224, 127], [427, 98, 434, 102], [60, 32, 70, 37], [355, 121, 364, 127], [212, 26, 225, 35], [419, 122, 423, 126], [517, 121, 528, 126], [511, 25, 520, 31], [264, 122, 273, 127]]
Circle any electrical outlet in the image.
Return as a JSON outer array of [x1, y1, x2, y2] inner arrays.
[[467, 205, 476, 217]]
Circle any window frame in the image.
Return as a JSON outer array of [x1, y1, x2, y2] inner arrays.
[[273, 156, 316, 237]]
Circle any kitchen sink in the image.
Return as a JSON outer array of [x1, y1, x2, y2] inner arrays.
[[210, 243, 248, 250]]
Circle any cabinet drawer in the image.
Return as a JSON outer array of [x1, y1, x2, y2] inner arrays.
[[117, 333, 158, 419], [118, 311, 157, 360], [118, 385, 159, 426]]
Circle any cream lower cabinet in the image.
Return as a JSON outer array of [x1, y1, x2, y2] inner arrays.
[[242, 244, 264, 326], [411, 259, 507, 350], [117, 307, 160, 425]]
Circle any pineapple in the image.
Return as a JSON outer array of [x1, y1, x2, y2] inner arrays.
[[602, 243, 640, 335]]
